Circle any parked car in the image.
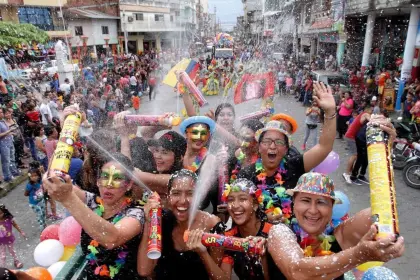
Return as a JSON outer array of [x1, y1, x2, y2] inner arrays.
[[310, 70, 349, 90], [214, 48, 234, 59]]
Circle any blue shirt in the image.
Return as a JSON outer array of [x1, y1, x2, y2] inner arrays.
[[69, 158, 83, 181], [26, 182, 44, 205]]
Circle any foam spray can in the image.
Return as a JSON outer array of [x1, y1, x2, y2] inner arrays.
[[49, 111, 82, 178], [125, 114, 181, 127], [183, 231, 264, 255], [366, 123, 399, 239], [147, 192, 162, 259]]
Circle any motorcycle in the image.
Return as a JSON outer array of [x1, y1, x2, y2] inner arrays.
[[402, 143, 420, 189], [392, 138, 414, 170]]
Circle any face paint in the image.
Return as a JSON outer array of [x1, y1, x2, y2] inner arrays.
[[100, 165, 127, 188], [187, 124, 209, 141]]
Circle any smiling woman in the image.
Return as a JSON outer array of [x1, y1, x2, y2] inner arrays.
[[137, 169, 227, 280]]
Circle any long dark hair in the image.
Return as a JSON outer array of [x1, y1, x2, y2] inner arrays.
[[28, 168, 42, 184], [168, 169, 198, 192], [0, 204, 13, 219]]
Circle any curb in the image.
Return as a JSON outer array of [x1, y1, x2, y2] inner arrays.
[[0, 171, 28, 199]]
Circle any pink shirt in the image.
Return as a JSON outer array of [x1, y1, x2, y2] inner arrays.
[[44, 139, 58, 163], [286, 77, 293, 87], [339, 98, 354, 117]]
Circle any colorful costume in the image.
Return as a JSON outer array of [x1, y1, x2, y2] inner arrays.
[[202, 67, 219, 96]]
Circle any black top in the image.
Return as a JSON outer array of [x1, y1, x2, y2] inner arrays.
[[154, 210, 225, 280], [223, 222, 286, 280], [81, 192, 145, 280], [238, 154, 305, 191]]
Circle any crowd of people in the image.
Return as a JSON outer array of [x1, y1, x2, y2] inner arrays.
[[0, 48, 407, 280]]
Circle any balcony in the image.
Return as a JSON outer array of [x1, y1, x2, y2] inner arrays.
[[124, 17, 184, 32], [23, 0, 67, 6]]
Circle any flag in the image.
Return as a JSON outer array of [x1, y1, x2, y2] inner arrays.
[[163, 59, 200, 88], [234, 72, 275, 104]]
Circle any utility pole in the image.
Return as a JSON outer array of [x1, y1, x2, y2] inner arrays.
[[214, 6, 217, 36], [123, 10, 129, 55]]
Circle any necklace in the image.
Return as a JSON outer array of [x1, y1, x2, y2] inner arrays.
[[185, 147, 207, 172], [291, 218, 336, 257], [230, 150, 258, 183], [254, 158, 292, 223], [86, 197, 132, 279]]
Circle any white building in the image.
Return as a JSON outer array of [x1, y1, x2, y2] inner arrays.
[[120, 0, 197, 53], [65, 8, 119, 57]]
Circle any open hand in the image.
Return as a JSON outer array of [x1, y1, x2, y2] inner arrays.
[[313, 82, 336, 115]]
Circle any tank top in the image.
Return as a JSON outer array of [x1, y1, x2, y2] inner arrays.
[[345, 112, 366, 140]]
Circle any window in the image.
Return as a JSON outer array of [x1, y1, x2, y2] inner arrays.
[[170, 15, 174, 22], [135, 13, 144, 20], [155, 14, 164, 21], [305, 4, 311, 24], [75, 26, 83, 36], [18, 7, 53, 31], [175, 11, 180, 16], [102, 26, 109, 35]]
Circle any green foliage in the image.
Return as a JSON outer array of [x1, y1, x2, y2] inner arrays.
[[0, 22, 49, 47]]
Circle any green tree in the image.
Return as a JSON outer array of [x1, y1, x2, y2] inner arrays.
[[0, 22, 49, 47]]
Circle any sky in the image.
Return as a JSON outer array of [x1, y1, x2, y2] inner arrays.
[[208, 0, 243, 31]]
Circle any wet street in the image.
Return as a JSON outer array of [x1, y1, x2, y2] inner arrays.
[[2, 85, 420, 279]]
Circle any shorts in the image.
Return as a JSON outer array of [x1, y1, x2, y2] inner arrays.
[[345, 138, 357, 155]]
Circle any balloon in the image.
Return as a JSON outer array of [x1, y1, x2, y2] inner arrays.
[[40, 224, 60, 242], [26, 267, 53, 280], [34, 239, 64, 267], [48, 261, 66, 279], [357, 261, 384, 272], [313, 151, 340, 174], [59, 216, 82, 246], [362, 267, 399, 280], [332, 191, 350, 220], [59, 246, 76, 261]]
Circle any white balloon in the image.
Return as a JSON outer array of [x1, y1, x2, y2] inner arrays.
[[48, 261, 67, 279], [34, 239, 64, 267]]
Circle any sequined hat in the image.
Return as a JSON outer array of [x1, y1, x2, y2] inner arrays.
[[286, 172, 338, 201]]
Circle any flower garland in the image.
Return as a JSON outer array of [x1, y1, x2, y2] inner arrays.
[[185, 147, 207, 172], [230, 150, 258, 183], [86, 197, 132, 279], [253, 158, 293, 223], [291, 217, 340, 257]]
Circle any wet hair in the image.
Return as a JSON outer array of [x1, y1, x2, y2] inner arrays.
[[0, 268, 18, 280], [29, 161, 41, 170], [214, 103, 235, 121], [44, 125, 56, 137], [168, 169, 198, 192], [241, 119, 264, 133], [0, 204, 13, 220]]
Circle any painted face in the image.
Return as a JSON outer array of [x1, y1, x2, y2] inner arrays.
[[293, 192, 333, 235], [98, 162, 131, 204], [168, 176, 195, 222], [153, 146, 176, 173], [100, 165, 127, 189], [259, 130, 288, 171], [186, 124, 209, 142], [226, 191, 256, 226]]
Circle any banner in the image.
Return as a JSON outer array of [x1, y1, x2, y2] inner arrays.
[[234, 72, 275, 104]]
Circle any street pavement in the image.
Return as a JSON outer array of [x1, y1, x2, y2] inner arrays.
[[1, 84, 419, 279]]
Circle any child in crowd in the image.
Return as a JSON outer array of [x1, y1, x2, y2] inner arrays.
[[285, 75, 293, 95], [132, 91, 140, 114], [0, 205, 25, 269], [24, 169, 46, 231], [34, 126, 48, 171], [347, 110, 359, 126]]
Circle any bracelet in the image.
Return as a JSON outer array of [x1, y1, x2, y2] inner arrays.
[[324, 112, 337, 119]]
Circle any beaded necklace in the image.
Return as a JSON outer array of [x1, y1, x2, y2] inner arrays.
[[230, 150, 258, 183], [291, 218, 336, 257], [185, 147, 207, 172], [86, 197, 132, 279], [254, 158, 293, 223]]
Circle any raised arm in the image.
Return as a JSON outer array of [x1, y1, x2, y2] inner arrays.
[[134, 169, 170, 196], [43, 175, 142, 250], [303, 82, 336, 172]]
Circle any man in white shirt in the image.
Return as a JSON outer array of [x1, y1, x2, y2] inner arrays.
[[48, 96, 60, 119], [40, 97, 53, 126], [277, 69, 286, 93], [60, 78, 71, 96]]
